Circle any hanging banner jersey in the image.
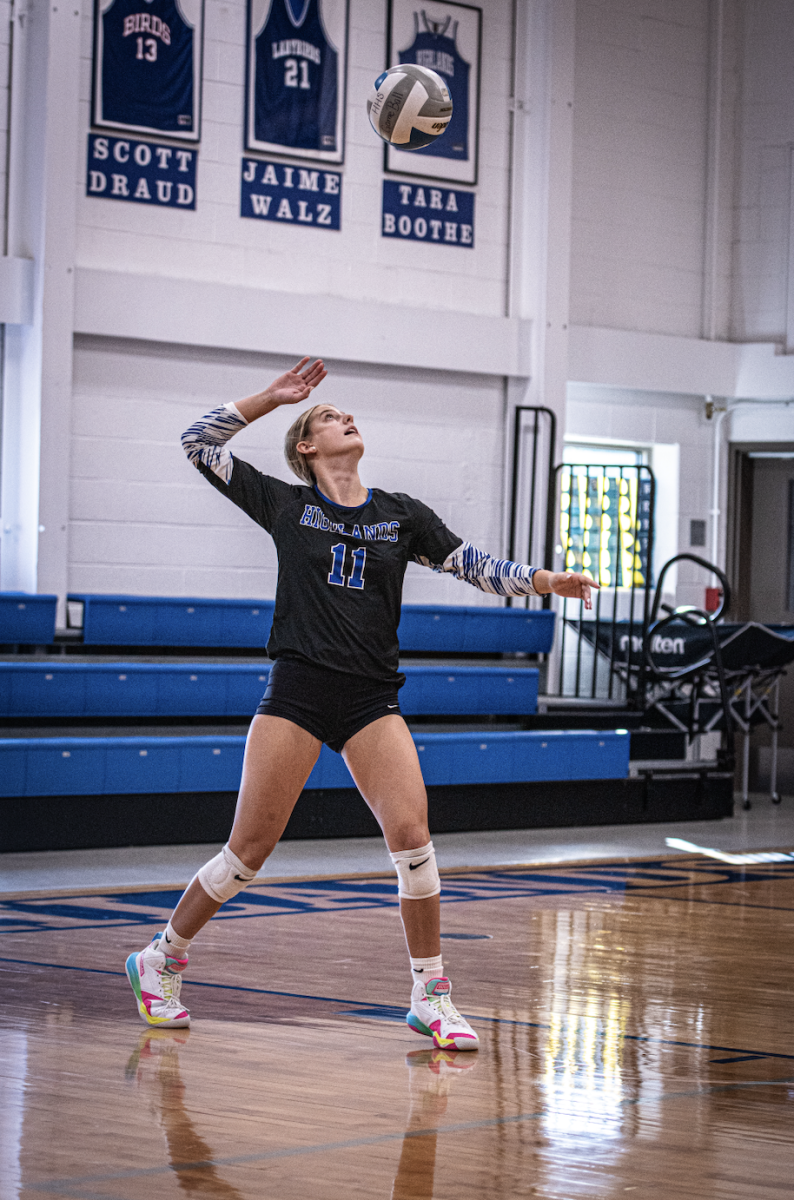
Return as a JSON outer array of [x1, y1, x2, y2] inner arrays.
[[246, 0, 347, 163], [92, 0, 203, 141], [399, 10, 470, 160]]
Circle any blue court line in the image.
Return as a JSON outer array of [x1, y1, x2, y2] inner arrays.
[[3, 859, 794, 935], [2, 856, 793, 937], [1, 889, 792, 937], [23, 1076, 794, 1200], [710, 1055, 767, 1063], [2, 953, 793, 1064]]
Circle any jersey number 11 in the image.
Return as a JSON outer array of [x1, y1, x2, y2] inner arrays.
[[328, 544, 366, 590]]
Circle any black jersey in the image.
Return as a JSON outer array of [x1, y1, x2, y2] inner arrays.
[[197, 456, 462, 682]]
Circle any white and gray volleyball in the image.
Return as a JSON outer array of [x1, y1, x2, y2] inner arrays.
[[367, 64, 452, 150]]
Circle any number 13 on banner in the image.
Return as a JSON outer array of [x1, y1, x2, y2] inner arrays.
[[92, 0, 204, 141]]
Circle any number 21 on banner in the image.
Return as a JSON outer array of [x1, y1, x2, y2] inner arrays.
[[284, 58, 310, 89]]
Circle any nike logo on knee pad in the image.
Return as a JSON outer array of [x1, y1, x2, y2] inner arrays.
[[409, 858, 430, 870]]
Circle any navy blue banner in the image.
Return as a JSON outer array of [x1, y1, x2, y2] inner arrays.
[[244, 0, 347, 164], [92, 0, 204, 141], [86, 134, 196, 208], [240, 158, 341, 229], [381, 180, 473, 247]]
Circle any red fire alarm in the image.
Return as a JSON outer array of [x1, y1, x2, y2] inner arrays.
[[705, 587, 723, 613]]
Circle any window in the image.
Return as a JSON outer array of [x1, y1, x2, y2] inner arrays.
[[559, 444, 652, 588]]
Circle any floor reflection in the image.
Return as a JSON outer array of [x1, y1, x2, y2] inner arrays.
[[0, 1029, 27, 1200], [542, 991, 628, 1139], [391, 1048, 478, 1200], [124, 1029, 481, 1200], [125, 1029, 245, 1200]]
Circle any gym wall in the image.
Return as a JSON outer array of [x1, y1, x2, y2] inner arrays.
[[70, 337, 505, 603], [5, 0, 794, 606], [76, 2, 512, 315], [65, 0, 514, 603]]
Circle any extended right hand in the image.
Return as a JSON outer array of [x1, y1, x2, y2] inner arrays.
[[265, 357, 327, 406]]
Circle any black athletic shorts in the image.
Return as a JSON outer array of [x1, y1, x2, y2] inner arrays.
[[255, 658, 403, 753]]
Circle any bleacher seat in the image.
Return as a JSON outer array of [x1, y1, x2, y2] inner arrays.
[[398, 604, 555, 653], [69, 594, 275, 648], [0, 662, 539, 718], [0, 593, 57, 644], [0, 729, 629, 797], [68, 593, 555, 653]]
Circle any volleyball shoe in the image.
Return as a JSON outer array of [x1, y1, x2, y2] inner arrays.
[[407, 977, 479, 1050], [125, 932, 191, 1028]]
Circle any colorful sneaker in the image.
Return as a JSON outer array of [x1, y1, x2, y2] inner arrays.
[[406, 978, 479, 1051], [125, 932, 190, 1028]]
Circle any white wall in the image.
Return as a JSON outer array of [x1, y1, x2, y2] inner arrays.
[[8, 0, 794, 613], [60, 0, 538, 605], [75, 0, 513, 319], [732, 0, 794, 342], [70, 336, 507, 604], [570, 0, 712, 338], [0, 0, 11, 244]]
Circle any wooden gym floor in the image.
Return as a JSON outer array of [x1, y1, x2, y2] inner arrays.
[[1, 852, 793, 1199]]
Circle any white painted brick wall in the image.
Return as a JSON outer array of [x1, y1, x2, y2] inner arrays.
[[0, 1, 11, 239], [70, 337, 508, 605], [570, 0, 710, 337], [61, 0, 756, 618], [76, 0, 512, 318], [732, 1, 794, 341]]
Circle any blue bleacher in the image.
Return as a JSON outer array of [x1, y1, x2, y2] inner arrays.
[[398, 604, 555, 653], [68, 593, 555, 654], [0, 593, 57, 644], [2, 593, 631, 819], [71, 594, 275, 648], [0, 662, 539, 718], [0, 729, 629, 797]]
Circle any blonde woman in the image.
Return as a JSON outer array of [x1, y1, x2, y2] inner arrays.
[[125, 358, 596, 1049]]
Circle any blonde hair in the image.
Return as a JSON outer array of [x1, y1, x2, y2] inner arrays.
[[284, 403, 334, 484]]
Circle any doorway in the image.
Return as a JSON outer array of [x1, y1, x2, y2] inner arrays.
[[728, 446, 794, 792]]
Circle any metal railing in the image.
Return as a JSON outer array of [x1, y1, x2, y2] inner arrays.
[[507, 406, 556, 609]]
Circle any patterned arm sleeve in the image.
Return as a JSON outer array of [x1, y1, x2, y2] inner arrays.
[[414, 541, 540, 597], [181, 402, 248, 485]]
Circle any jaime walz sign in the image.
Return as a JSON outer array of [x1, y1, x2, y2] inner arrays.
[[240, 159, 341, 229], [86, 134, 196, 208], [381, 181, 473, 246]]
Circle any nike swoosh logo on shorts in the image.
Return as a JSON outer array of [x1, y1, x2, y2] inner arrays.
[[409, 858, 430, 870]]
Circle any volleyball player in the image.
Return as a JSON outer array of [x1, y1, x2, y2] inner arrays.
[[125, 358, 596, 1050]]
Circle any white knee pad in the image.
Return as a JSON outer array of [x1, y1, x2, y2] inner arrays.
[[390, 841, 440, 900], [195, 844, 257, 904]]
